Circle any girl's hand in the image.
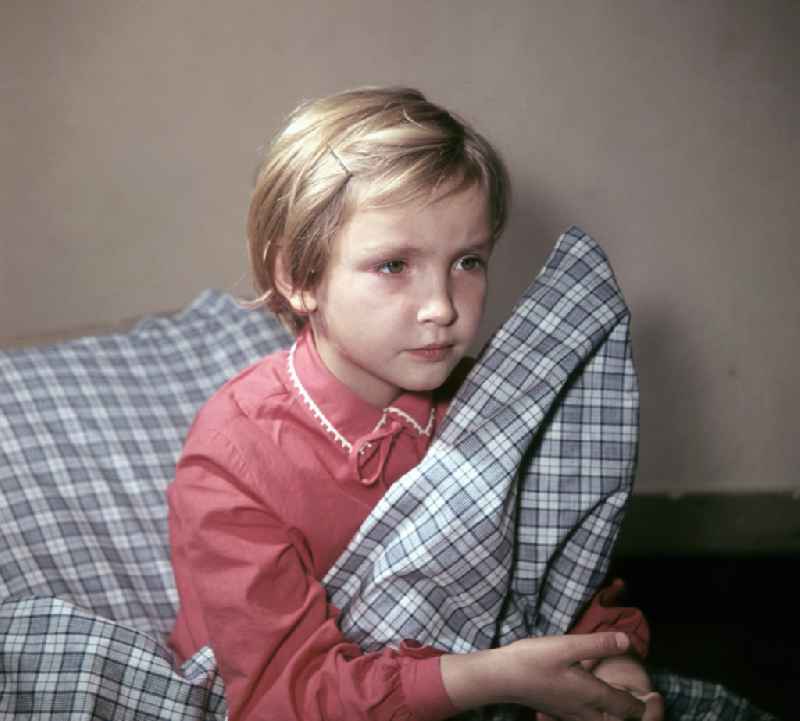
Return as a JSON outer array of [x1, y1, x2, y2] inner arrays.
[[590, 655, 664, 721], [535, 654, 664, 721], [591, 654, 653, 695], [442, 632, 647, 721]]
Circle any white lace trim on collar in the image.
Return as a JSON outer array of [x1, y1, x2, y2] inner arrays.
[[287, 341, 435, 455]]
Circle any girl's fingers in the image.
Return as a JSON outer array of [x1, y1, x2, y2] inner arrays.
[[640, 692, 665, 721], [589, 677, 646, 721], [559, 631, 631, 664]]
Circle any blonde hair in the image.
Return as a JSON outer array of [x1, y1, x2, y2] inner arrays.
[[247, 86, 510, 333]]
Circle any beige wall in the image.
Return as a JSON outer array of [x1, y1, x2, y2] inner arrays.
[[1, 1, 798, 494]]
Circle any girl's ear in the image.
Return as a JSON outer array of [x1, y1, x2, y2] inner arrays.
[[274, 249, 318, 314]]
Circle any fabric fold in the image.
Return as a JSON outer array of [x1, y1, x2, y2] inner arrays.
[[323, 226, 639, 656]]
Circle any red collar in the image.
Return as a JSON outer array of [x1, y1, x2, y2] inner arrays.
[[287, 326, 436, 460]]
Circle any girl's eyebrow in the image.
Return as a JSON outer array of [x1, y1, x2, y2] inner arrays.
[[358, 237, 492, 259], [356, 240, 424, 259], [462, 239, 493, 254]]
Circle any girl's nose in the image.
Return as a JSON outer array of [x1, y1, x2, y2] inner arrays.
[[416, 279, 457, 326]]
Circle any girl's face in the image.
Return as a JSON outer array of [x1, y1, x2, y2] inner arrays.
[[295, 183, 492, 408]]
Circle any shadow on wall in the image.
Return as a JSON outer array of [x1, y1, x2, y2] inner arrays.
[[633, 303, 724, 495], [477, 194, 567, 353]]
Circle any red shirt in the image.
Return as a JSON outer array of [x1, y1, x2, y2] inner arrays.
[[167, 327, 648, 721]]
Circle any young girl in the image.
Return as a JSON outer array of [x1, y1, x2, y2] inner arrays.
[[167, 87, 660, 721]]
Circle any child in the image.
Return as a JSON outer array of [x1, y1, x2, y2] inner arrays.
[[167, 87, 660, 721]]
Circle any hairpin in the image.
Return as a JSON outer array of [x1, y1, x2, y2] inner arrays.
[[326, 144, 352, 178]]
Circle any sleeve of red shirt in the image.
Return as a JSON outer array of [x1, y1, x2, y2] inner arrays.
[[568, 578, 650, 659], [167, 427, 456, 721]]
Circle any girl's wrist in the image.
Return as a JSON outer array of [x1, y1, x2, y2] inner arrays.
[[440, 647, 508, 711]]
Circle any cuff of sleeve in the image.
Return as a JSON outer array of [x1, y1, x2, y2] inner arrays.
[[399, 643, 458, 721]]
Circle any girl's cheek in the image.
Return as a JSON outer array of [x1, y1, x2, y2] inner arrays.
[[369, 275, 412, 297], [459, 273, 488, 300]]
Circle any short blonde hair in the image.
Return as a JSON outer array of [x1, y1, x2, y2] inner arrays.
[[247, 86, 510, 333]]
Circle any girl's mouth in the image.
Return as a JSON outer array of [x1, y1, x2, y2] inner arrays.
[[407, 344, 453, 362]]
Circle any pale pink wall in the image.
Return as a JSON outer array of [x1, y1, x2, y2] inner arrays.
[[1, 1, 798, 493]]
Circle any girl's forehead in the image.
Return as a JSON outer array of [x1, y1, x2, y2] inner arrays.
[[335, 184, 491, 255]]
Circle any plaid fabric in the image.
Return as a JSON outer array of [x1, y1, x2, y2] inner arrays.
[[0, 290, 291, 720], [323, 227, 778, 721], [0, 598, 226, 720], [649, 672, 778, 721]]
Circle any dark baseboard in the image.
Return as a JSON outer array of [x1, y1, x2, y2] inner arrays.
[[610, 496, 798, 720], [617, 493, 800, 556]]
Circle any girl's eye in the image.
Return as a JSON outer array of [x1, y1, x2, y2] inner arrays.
[[456, 255, 485, 271], [377, 260, 406, 274]]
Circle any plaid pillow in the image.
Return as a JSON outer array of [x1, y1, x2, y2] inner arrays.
[[323, 227, 779, 721]]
